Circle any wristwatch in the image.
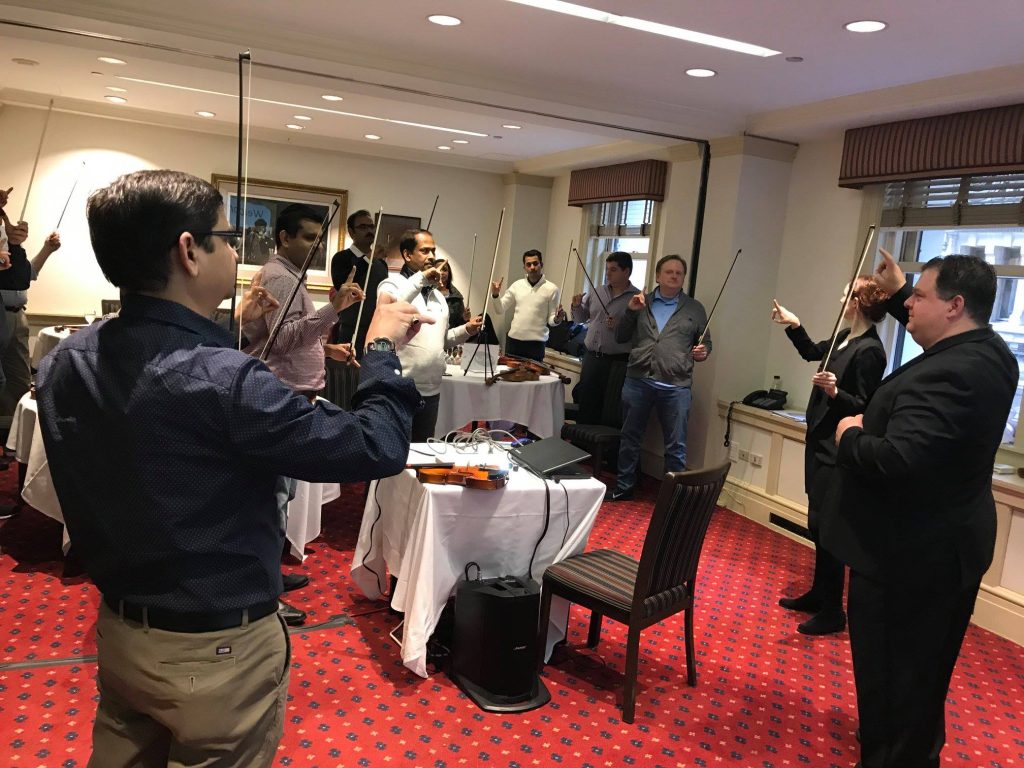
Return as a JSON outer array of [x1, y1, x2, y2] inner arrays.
[[364, 337, 396, 355]]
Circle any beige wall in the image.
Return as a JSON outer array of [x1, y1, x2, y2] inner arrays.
[[0, 105, 506, 315]]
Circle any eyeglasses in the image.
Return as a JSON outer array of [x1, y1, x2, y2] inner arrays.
[[192, 230, 242, 250]]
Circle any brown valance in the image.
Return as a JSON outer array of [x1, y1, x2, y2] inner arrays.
[[839, 104, 1024, 189], [568, 159, 667, 206]]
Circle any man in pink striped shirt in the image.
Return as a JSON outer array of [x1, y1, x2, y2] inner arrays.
[[242, 203, 363, 625]]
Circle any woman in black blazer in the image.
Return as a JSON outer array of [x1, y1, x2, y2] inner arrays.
[[770, 275, 889, 634]]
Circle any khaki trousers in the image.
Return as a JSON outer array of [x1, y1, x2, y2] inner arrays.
[[89, 601, 291, 768], [0, 308, 30, 434]]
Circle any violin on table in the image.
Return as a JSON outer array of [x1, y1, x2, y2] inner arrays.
[[485, 354, 571, 386], [415, 464, 509, 489]]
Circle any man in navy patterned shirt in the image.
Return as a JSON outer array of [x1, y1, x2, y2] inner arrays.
[[36, 170, 428, 767]]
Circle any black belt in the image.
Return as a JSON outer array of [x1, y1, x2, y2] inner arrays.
[[103, 595, 278, 633], [586, 350, 629, 361], [4, 306, 24, 313]]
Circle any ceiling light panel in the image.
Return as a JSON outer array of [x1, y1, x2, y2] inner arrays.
[[505, 0, 780, 57]]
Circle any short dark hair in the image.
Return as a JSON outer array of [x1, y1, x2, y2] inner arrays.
[[655, 253, 687, 276], [921, 255, 997, 324], [399, 229, 432, 256], [275, 204, 322, 248], [347, 209, 372, 233], [253, 217, 267, 228], [523, 249, 543, 265], [86, 169, 222, 293], [606, 251, 632, 273]]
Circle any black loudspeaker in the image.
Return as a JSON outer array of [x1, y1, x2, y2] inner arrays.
[[449, 575, 551, 713]]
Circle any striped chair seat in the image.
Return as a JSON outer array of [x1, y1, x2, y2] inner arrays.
[[544, 549, 638, 613]]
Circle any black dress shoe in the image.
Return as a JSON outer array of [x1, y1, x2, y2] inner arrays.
[[278, 599, 306, 626], [797, 609, 846, 635], [282, 572, 309, 592], [778, 591, 822, 612], [604, 488, 634, 502]]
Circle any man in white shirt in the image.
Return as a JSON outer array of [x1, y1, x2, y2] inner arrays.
[[379, 229, 483, 440], [490, 249, 566, 362]]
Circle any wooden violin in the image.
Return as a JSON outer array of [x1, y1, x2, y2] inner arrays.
[[485, 354, 571, 386], [416, 464, 509, 489]]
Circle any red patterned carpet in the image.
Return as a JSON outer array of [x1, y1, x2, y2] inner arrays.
[[1, 469, 1022, 768]]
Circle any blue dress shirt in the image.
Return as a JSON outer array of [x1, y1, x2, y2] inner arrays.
[[36, 294, 418, 613]]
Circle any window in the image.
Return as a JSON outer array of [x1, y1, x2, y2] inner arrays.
[[583, 199, 655, 292], [878, 173, 1024, 447]]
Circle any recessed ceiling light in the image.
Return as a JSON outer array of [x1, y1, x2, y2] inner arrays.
[[504, 0, 780, 57], [685, 68, 716, 78], [452, 139, 469, 144], [104, 95, 127, 104], [427, 14, 462, 26], [98, 56, 126, 65], [321, 94, 344, 101], [502, 124, 522, 130], [785, 56, 804, 63], [11, 58, 39, 66], [293, 114, 312, 121], [195, 110, 216, 118], [364, 134, 381, 140], [285, 124, 303, 130], [119, 77, 490, 137], [106, 86, 127, 92], [844, 20, 887, 33], [437, 145, 452, 150]]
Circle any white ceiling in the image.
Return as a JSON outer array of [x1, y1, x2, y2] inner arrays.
[[1, 0, 1022, 173]]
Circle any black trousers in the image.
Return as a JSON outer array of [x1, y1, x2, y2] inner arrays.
[[410, 393, 440, 442], [575, 350, 628, 425], [505, 337, 546, 362], [804, 465, 845, 611], [848, 567, 980, 768]]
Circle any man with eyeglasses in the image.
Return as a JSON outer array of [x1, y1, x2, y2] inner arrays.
[[35, 170, 426, 767], [240, 203, 364, 625]]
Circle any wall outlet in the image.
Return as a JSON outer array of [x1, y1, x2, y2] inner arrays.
[[749, 452, 763, 467], [738, 448, 750, 462], [728, 446, 740, 461]]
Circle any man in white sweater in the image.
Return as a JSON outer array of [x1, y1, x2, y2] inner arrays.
[[490, 249, 566, 361], [379, 229, 483, 440]]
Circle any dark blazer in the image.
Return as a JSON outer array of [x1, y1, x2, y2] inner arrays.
[[784, 325, 886, 495], [330, 248, 388, 353], [828, 285, 1018, 584]]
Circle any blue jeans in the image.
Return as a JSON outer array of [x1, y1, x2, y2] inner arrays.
[[615, 377, 691, 493]]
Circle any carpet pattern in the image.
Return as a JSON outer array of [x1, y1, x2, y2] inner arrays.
[[1, 469, 1022, 768]]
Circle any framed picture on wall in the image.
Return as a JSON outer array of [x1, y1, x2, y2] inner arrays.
[[211, 175, 348, 286], [376, 213, 422, 272]]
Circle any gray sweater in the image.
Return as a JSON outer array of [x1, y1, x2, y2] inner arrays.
[[615, 290, 711, 388]]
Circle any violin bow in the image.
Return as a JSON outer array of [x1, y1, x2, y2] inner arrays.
[[557, 239, 573, 302], [464, 232, 478, 314], [228, 51, 251, 335], [349, 205, 385, 346], [17, 99, 54, 223], [426, 194, 439, 231], [696, 248, 743, 348], [572, 247, 609, 315], [53, 161, 86, 231], [258, 200, 342, 362], [819, 225, 877, 372]]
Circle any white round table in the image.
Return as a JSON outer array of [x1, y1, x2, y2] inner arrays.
[[31, 325, 77, 368], [436, 364, 566, 438]]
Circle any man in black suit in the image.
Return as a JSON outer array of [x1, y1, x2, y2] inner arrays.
[[325, 210, 389, 407], [831, 251, 1018, 768]]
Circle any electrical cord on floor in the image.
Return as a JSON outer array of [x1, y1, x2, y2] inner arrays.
[[527, 481, 552, 581], [359, 481, 386, 596], [559, 482, 571, 549]]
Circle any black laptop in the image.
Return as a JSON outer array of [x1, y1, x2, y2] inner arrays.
[[508, 438, 592, 478]]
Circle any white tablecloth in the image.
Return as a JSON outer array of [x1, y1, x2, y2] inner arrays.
[[351, 443, 605, 677], [31, 326, 75, 368], [4, 392, 337, 560], [436, 365, 566, 438]]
